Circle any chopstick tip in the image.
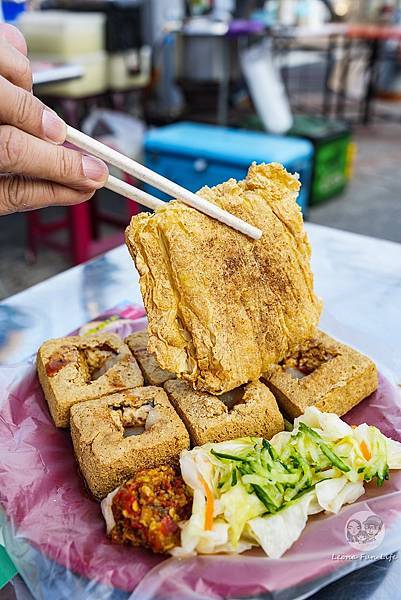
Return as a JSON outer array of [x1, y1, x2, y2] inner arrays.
[[252, 228, 263, 241]]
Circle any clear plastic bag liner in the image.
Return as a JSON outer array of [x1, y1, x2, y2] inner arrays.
[[0, 305, 400, 600]]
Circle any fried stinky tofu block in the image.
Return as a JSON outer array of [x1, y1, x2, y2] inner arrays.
[[125, 330, 175, 386], [126, 163, 322, 395], [70, 386, 190, 499], [263, 331, 378, 418], [37, 333, 144, 428], [164, 379, 284, 446]]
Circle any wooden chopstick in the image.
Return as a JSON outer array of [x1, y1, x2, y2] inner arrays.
[[66, 125, 263, 240], [106, 175, 165, 211]]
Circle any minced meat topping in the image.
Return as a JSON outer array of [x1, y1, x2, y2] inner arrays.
[[281, 341, 338, 375]]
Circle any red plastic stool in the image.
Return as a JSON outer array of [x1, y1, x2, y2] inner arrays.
[[26, 174, 140, 265]]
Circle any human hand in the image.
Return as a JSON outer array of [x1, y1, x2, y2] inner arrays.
[[0, 23, 109, 216]]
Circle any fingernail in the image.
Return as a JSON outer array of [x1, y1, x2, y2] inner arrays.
[[82, 155, 108, 182], [42, 109, 66, 144]]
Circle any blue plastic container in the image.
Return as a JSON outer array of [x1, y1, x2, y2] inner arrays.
[[144, 122, 314, 214]]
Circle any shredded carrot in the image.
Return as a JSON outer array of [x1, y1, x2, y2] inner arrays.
[[360, 440, 371, 461], [351, 425, 357, 429], [199, 475, 214, 531]]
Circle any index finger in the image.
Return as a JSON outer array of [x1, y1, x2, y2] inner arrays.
[[0, 23, 28, 56], [0, 75, 66, 144], [0, 35, 32, 91]]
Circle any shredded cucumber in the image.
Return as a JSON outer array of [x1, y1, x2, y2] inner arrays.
[[211, 449, 250, 462], [208, 415, 390, 516]]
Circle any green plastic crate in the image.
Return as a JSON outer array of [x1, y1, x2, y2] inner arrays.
[[288, 115, 353, 205], [311, 133, 351, 203]]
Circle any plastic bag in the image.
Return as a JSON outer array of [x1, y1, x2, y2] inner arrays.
[[81, 110, 145, 178], [1, 305, 401, 600], [240, 41, 293, 135]]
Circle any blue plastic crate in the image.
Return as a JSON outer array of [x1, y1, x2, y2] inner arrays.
[[144, 122, 314, 214]]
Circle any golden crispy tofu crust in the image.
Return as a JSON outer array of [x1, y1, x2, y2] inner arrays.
[[263, 330, 378, 418], [70, 386, 190, 499], [126, 163, 322, 394], [37, 333, 144, 428], [125, 330, 175, 386], [164, 379, 284, 446]]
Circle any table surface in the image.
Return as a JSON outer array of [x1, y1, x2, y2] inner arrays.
[[273, 22, 401, 40], [272, 23, 348, 39], [0, 222, 401, 599]]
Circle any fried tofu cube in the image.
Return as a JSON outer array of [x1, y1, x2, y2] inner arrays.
[[70, 386, 190, 499], [263, 330, 378, 418], [37, 333, 144, 428], [164, 379, 284, 446], [125, 330, 175, 386]]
